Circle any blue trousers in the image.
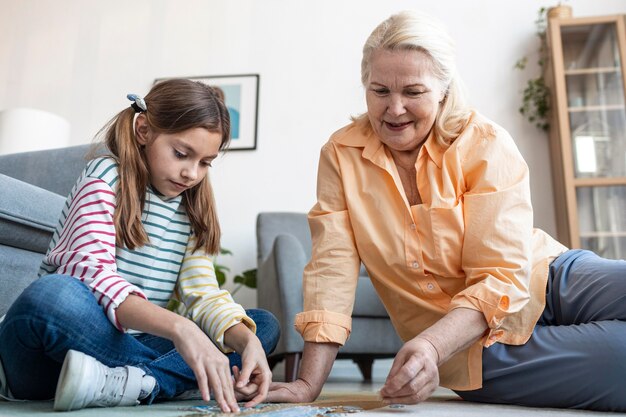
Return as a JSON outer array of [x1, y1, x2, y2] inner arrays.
[[0, 274, 280, 403], [456, 250, 626, 411]]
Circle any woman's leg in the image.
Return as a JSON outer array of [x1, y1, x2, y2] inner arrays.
[[541, 249, 626, 325], [456, 249, 626, 411], [457, 321, 626, 411]]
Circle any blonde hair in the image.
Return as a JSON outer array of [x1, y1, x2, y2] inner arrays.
[[98, 78, 230, 255], [359, 10, 471, 146]]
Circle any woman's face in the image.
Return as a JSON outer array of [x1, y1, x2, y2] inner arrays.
[[365, 49, 446, 152]]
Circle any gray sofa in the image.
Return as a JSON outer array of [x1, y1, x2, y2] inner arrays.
[[0, 144, 93, 317], [256, 212, 403, 382]]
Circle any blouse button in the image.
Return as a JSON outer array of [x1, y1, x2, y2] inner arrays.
[[427, 283, 435, 290], [411, 261, 419, 269], [410, 224, 416, 230]]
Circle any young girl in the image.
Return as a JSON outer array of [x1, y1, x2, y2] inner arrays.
[[0, 79, 279, 413]]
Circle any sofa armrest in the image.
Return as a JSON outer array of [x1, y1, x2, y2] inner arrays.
[[0, 174, 65, 253]]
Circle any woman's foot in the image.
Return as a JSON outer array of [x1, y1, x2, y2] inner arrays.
[[54, 350, 156, 411]]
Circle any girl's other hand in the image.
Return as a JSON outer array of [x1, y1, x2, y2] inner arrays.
[[233, 338, 272, 408]]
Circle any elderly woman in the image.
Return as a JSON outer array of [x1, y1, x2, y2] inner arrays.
[[267, 10, 626, 412]]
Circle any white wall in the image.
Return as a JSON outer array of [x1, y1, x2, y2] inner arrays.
[[2, 0, 625, 307]]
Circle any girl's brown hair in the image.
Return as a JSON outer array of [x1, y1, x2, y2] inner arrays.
[[99, 78, 230, 254]]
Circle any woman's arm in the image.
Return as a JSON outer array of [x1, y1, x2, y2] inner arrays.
[[116, 295, 240, 413], [267, 341, 340, 403], [380, 308, 487, 404]]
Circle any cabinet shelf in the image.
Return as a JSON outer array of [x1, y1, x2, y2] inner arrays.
[[564, 66, 620, 75], [580, 231, 626, 238], [573, 177, 626, 187], [568, 104, 625, 112]]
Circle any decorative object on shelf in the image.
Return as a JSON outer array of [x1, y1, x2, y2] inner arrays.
[[0, 108, 70, 155], [214, 247, 257, 295], [514, 7, 551, 132], [547, 3, 573, 20], [155, 74, 259, 151]]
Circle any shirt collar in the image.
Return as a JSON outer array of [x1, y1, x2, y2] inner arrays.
[[422, 130, 445, 169], [333, 119, 446, 169]]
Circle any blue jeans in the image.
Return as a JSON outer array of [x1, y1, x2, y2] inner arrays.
[[456, 250, 626, 411], [0, 274, 280, 403]]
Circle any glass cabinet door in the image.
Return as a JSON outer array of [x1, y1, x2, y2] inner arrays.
[[559, 20, 626, 260], [561, 22, 626, 179], [576, 185, 626, 259]]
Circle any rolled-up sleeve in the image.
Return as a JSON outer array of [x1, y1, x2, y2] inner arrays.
[[294, 142, 361, 346], [449, 126, 533, 347]]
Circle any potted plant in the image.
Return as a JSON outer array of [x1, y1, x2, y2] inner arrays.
[[514, 3, 572, 132], [515, 7, 551, 132], [214, 247, 257, 295]]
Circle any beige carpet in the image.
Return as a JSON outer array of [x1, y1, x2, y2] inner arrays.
[[1, 389, 622, 416]]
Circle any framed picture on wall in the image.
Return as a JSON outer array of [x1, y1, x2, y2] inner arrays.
[[155, 74, 259, 151]]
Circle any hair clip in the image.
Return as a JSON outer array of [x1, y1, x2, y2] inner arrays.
[[126, 93, 147, 113]]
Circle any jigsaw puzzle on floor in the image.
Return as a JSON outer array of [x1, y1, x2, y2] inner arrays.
[[179, 398, 405, 417], [179, 402, 364, 417]]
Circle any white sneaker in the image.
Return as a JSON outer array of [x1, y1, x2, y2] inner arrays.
[[53, 350, 156, 411]]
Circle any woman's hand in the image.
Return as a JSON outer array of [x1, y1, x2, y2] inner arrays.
[[231, 338, 272, 408], [267, 379, 317, 403], [172, 320, 239, 413], [379, 336, 440, 404]]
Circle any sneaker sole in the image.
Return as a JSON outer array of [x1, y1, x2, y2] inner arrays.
[[54, 350, 89, 411]]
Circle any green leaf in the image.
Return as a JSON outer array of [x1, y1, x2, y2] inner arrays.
[[233, 268, 257, 289], [166, 299, 182, 312], [215, 267, 227, 287]]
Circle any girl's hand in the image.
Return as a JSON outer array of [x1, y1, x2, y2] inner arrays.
[[379, 336, 440, 404], [172, 320, 239, 413], [232, 338, 272, 408]]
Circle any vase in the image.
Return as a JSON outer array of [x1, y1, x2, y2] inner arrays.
[[547, 4, 573, 19]]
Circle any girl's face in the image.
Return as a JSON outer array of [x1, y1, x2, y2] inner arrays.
[[365, 48, 446, 152], [137, 119, 221, 198]]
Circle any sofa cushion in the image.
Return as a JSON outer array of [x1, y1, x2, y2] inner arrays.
[[0, 144, 93, 197], [0, 245, 43, 316], [0, 174, 65, 253]]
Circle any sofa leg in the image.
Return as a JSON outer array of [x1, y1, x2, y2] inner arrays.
[[268, 356, 281, 371], [354, 358, 374, 381], [284, 352, 302, 382]]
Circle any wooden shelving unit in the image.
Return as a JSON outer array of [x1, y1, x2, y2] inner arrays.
[[547, 14, 626, 260]]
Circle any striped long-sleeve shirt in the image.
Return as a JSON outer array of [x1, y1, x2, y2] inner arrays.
[[40, 157, 254, 352]]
